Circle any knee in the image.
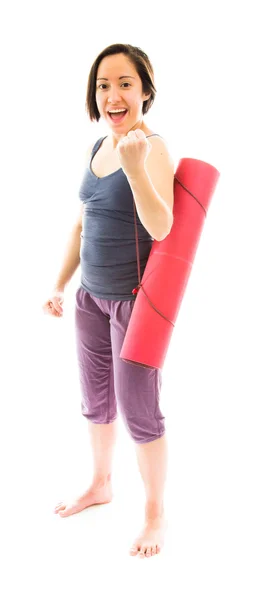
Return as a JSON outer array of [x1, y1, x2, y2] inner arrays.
[[81, 405, 117, 425], [121, 412, 165, 444]]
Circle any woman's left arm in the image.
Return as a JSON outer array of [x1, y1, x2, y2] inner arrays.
[[117, 130, 174, 241]]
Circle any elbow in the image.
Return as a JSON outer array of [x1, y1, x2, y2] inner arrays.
[[156, 231, 170, 242], [156, 213, 174, 242]]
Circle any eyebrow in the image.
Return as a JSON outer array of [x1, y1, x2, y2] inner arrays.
[[96, 76, 136, 81]]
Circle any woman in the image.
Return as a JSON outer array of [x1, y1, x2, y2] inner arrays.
[[43, 43, 175, 559]]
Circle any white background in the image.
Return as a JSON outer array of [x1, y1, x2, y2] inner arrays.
[[0, 0, 256, 598]]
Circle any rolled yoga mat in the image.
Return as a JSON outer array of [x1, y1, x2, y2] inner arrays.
[[120, 157, 220, 369]]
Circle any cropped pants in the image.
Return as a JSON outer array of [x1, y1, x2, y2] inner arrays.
[[74, 286, 165, 444]]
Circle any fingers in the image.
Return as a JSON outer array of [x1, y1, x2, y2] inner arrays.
[[49, 301, 63, 316], [42, 301, 63, 317], [51, 300, 63, 315]]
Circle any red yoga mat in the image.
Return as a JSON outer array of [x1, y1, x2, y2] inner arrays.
[[120, 157, 220, 369]]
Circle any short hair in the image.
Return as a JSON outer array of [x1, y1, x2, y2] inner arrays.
[[85, 43, 157, 122]]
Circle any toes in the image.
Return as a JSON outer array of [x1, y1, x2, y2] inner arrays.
[[54, 503, 66, 513], [139, 546, 148, 558], [129, 545, 139, 556], [130, 540, 162, 558], [56, 503, 74, 517], [58, 507, 72, 517]]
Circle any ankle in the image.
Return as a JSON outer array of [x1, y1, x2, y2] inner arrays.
[[145, 500, 164, 521], [92, 473, 112, 488]]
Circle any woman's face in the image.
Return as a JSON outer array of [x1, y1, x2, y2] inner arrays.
[[95, 53, 150, 135]]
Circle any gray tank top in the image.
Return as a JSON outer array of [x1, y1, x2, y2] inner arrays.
[[78, 134, 162, 301]]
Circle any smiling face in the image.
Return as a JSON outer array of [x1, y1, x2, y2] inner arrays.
[[95, 53, 151, 139]]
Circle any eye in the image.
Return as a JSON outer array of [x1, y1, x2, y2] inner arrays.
[[98, 82, 131, 90]]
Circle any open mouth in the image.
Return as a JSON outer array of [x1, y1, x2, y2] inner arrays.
[[108, 109, 128, 123]]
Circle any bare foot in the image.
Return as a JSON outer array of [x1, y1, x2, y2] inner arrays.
[[53, 481, 113, 518], [129, 514, 168, 558]]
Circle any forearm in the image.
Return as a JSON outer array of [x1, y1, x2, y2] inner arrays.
[[53, 224, 81, 291], [126, 169, 173, 241]]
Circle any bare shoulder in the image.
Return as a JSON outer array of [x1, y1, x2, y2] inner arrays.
[[147, 134, 175, 169], [148, 133, 173, 154], [85, 140, 96, 161], [74, 141, 97, 227]]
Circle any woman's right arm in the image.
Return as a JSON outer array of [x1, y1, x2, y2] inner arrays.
[[52, 218, 83, 292], [52, 141, 95, 292]]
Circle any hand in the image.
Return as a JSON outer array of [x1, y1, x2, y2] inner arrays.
[[42, 288, 64, 317], [116, 129, 152, 179]]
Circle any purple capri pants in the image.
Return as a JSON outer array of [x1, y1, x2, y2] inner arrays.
[[74, 286, 165, 444]]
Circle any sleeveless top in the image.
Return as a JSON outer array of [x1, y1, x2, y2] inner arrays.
[[78, 134, 162, 301]]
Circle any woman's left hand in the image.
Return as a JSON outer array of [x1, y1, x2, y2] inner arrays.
[[116, 129, 151, 179]]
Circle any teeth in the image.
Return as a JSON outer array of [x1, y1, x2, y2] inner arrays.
[[109, 109, 126, 113]]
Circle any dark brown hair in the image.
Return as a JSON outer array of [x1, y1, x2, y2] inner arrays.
[[85, 43, 157, 122]]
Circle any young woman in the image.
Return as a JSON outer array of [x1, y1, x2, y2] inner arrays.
[[43, 43, 174, 559]]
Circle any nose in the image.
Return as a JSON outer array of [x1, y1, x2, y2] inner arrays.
[[108, 86, 123, 104]]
